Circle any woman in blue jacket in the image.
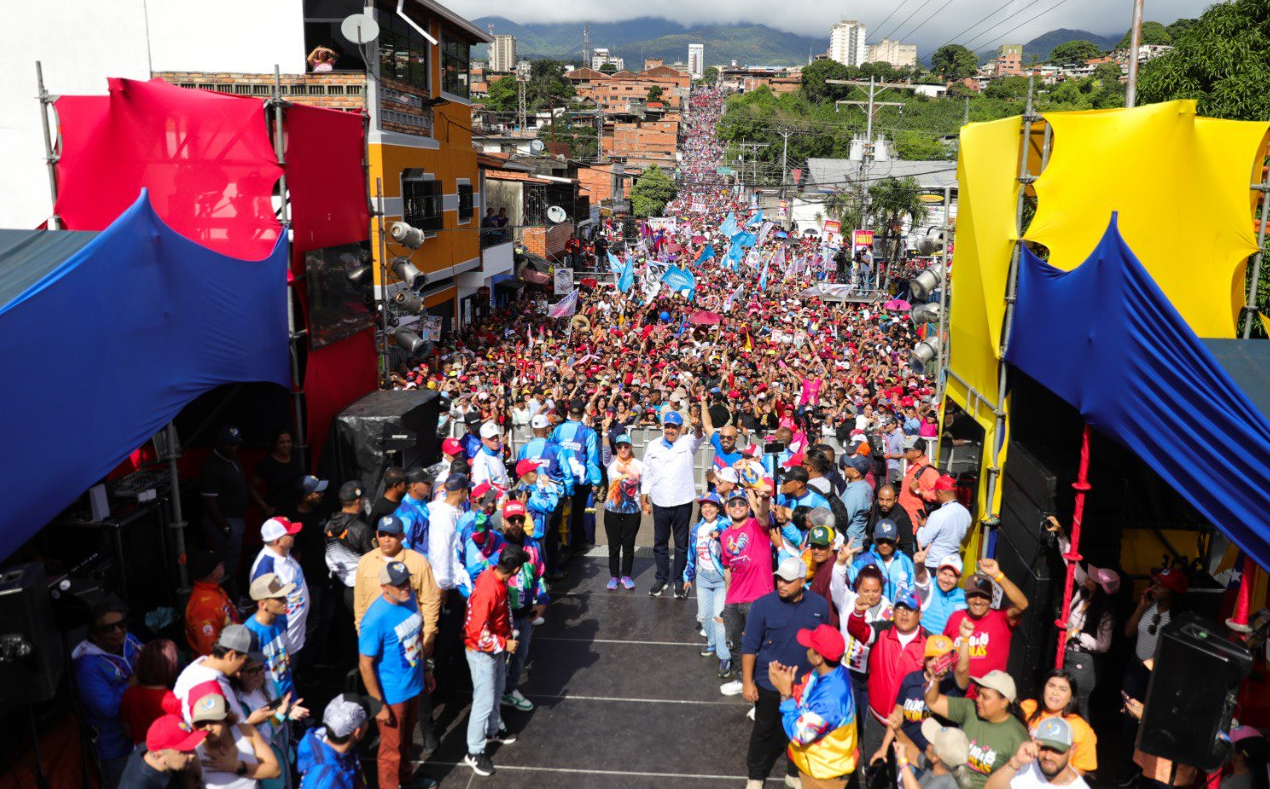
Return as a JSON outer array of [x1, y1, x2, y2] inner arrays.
[[683, 492, 732, 678]]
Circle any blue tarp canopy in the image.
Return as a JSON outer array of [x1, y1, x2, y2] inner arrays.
[[1004, 215, 1270, 571], [0, 193, 289, 560]]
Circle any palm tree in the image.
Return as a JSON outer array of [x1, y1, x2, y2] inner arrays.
[[868, 176, 929, 287]]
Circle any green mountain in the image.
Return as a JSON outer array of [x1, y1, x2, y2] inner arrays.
[[474, 16, 821, 68], [1016, 28, 1120, 61]]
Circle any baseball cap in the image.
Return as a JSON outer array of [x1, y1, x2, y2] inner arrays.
[[338, 480, 364, 503], [470, 482, 497, 506], [249, 573, 296, 601], [445, 474, 470, 492], [1088, 565, 1121, 595], [938, 555, 964, 576], [261, 517, 302, 542], [1153, 567, 1190, 594], [405, 467, 431, 485], [214, 624, 255, 655], [442, 437, 463, 456], [699, 491, 723, 507], [934, 475, 957, 492], [972, 669, 1018, 701], [323, 693, 383, 738], [217, 425, 243, 445], [464, 411, 482, 425], [893, 587, 921, 610], [300, 475, 329, 495], [796, 624, 846, 662], [965, 573, 995, 599], [774, 556, 806, 582], [726, 489, 749, 503], [807, 525, 834, 547], [920, 719, 970, 768], [479, 422, 501, 440], [614, 433, 633, 446], [847, 455, 872, 475], [375, 514, 405, 535], [783, 466, 810, 484], [1035, 717, 1074, 753], [189, 548, 221, 580], [515, 459, 540, 477], [872, 518, 899, 542], [806, 507, 835, 530], [190, 693, 230, 724], [925, 634, 955, 658], [716, 467, 739, 484], [502, 500, 527, 519], [662, 411, 684, 427], [530, 414, 551, 429], [146, 715, 207, 753], [379, 561, 412, 586]]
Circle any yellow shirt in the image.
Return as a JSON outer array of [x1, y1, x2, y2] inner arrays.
[[1019, 701, 1098, 773], [353, 547, 441, 649]]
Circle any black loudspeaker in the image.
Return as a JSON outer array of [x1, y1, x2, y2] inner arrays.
[[0, 563, 66, 704], [1137, 612, 1252, 772], [328, 390, 441, 495]]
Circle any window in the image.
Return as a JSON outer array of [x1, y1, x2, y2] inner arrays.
[[442, 33, 470, 98], [457, 183, 474, 224], [403, 176, 443, 233], [378, 14, 430, 92], [302, 0, 368, 71]]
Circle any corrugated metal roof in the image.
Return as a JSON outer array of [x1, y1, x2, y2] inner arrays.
[[0, 228, 100, 308], [806, 158, 958, 191], [485, 171, 551, 184]]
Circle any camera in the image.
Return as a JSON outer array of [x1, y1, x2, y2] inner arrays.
[[764, 441, 786, 454]]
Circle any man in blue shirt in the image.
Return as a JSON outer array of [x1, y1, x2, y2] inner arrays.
[[839, 456, 874, 547], [358, 561, 433, 789], [243, 572, 296, 700], [459, 412, 483, 460], [394, 467, 432, 552], [741, 557, 830, 786], [550, 399, 601, 552], [881, 416, 907, 485]]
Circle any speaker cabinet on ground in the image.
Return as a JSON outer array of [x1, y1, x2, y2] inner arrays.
[[327, 389, 441, 497], [0, 563, 65, 704], [1137, 612, 1252, 772]]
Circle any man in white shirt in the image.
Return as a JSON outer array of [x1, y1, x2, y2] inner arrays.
[[249, 517, 310, 655], [173, 624, 251, 721], [916, 476, 972, 570], [640, 409, 705, 599], [427, 473, 469, 696], [470, 422, 509, 488], [985, 718, 1089, 789]]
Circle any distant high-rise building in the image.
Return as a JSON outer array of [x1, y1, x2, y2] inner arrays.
[[829, 20, 867, 67], [591, 47, 625, 72], [490, 34, 517, 72], [865, 39, 917, 68], [688, 43, 704, 78]]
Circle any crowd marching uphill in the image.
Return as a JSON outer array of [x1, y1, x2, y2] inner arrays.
[[88, 85, 1266, 789]]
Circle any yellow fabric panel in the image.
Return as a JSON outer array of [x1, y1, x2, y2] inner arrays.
[[949, 116, 1023, 402], [946, 379, 1009, 563], [1027, 101, 1269, 338]]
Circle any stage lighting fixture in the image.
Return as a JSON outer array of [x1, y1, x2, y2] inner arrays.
[[394, 326, 429, 356], [911, 302, 941, 324], [909, 337, 942, 374], [394, 290, 425, 313], [910, 263, 944, 301], [390, 221, 427, 250], [390, 256, 427, 289]]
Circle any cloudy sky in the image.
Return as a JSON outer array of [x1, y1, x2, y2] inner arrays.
[[446, 0, 1213, 51]]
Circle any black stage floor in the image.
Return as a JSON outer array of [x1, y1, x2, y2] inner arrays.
[[406, 555, 777, 788]]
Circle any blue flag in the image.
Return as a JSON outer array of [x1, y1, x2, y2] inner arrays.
[[759, 260, 769, 292], [719, 212, 737, 238], [735, 232, 758, 248], [694, 245, 715, 267], [607, 250, 624, 275], [726, 240, 745, 270], [618, 257, 635, 293], [747, 208, 763, 227], [660, 265, 697, 296]]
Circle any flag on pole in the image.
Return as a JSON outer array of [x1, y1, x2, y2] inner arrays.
[[747, 208, 763, 227], [607, 250, 624, 275], [723, 283, 744, 312], [660, 265, 697, 296], [744, 331, 753, 352], [719, 212, 737, 238], [694, 244, 715, 267], [759, 260, 770, 292], [548, 289, 579, 318], [618, 256, 635, 293]]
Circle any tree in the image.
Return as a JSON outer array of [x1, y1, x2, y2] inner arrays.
[[1050, 40, 1103, 64], [868, 177, 929, 269], [800, 59, 855, 104], [1165, 18, 1198, 40], [930, 45, 979, 81], [647, 85, 664, 102], [1137, 0, 1270, 120], [704, 66, 720, 82], [894, 130, 949, 160], [1117, 20, 1173, 49], [538, 116, 598, 160], [983, 75, 1030, 100], [599, 62, 618, 75], [482, 60, 574, 115], [630, 166, 677, 217]]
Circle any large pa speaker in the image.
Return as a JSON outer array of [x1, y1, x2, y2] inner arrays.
[[327, 389, 441, 496], [0, 563, 65, 704], [1137, 612, 1252, 771]]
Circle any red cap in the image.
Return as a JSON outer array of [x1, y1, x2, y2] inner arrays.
[[502, 500, 527, 519], [1152, 567, 1190, 594], [934, 475, 957, 492], [146, 714, 207, 753], [796, 624, 846, 662], [471, 482, 493, 502], [515, 459, 540, 477], [442, 437, 463, 456]]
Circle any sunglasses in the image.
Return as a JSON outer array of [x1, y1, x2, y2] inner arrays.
[[97, 618, 128, 633], [1147, 612, 1162, 636], [192, 719, 219, 730]]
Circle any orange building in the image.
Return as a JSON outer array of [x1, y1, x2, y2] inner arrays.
[[565, 64, 691, 114]]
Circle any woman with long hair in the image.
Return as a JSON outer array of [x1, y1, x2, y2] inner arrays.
[[229, 655, 308, 789], [119, 639, 179, 745], [1020, 669, 1099, 776]]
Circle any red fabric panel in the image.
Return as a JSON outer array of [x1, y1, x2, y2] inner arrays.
[[54, 78, 281, 260], [305, 329, 378, 466]]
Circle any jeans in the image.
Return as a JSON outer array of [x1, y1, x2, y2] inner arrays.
[[465, 649, 507, 755], [652, 503, 692, 585], [850, 670, 870, 752], [545, 498, 567, 572], [1064, 644, 1101, 719], [203, 515, 246, 581], [375, 697, 419, 789], [569, 484, 593, 547], [747, 686, 792, 780], [695, 573, 729, 661], [506, 612, 534, 690], [722, 602, 751, 656], [603, 509, 641, 578]]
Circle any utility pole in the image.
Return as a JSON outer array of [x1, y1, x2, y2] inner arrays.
[[963, 96, 971, 126], [828, 76, 910, 235], [778, 128, 794, 228], [1125, 0, 1145, 107], [516, 63, 529, 132], [736, 142, 770, 210]]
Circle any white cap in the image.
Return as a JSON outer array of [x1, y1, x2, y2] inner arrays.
[[716, 467, 739, 484], [531, 414, 551, 429], [479, 422, 501, 440], [937, 554, 964, 575]]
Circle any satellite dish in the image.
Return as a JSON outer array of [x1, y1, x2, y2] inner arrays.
[[529, 139, 546, 154], [547, 206, 568, 224], [341, 13, 380, 45]]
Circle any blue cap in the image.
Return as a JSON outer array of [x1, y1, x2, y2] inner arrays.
[[893, 586, 921, 610], [614, 433, 632, 445], [375, 514, 405, 535], [699, 492, 723, 506], [662, 411, 684, 426], [847, 455, 872, 475], [873, 518, 899, 542]]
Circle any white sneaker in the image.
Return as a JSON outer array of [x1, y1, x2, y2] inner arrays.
[[784, 776, 802, 789], [747, 706, 756, 721], [746, 781, 764, 789], [531, 616, 545, 626], [720, 680, 743, 696]]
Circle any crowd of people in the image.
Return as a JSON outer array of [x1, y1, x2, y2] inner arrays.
[[70, 84, 1270, 789]]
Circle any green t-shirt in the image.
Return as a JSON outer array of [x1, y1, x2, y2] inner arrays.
[[944, 697, 1031, 789]]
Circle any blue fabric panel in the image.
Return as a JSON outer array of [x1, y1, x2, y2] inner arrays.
[[0, 192, 289, 559], [1003, 215, 1270, 571]]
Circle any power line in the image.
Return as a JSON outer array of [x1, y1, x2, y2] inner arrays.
[[897, 0, 963, 43], [878, 0, 940, 44], [972, 0, 1074, 52], [928, 0, 1025, 53]]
